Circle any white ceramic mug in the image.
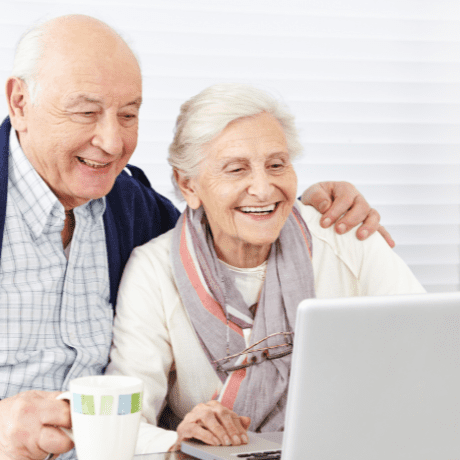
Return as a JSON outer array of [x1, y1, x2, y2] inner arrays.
[[57, 375, 143, 460]]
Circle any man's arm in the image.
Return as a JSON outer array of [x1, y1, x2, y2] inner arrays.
[[0, 391, 73, 460], [300, 181, 395, 248]]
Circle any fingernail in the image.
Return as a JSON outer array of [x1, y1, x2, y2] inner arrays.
[[242, 434, 249, 443], [319, 200, 329, 213], [233, 435, 241, 444], [360, 229, 369, 239], [337, 223, 346, 234], [224, 436, 231, 446], [322, 218, 331, 228]]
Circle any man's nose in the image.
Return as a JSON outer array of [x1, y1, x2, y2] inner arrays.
[[92, 114, 123, 155]]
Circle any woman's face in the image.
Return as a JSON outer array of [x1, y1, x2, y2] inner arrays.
[[181, 112, 298, 267]]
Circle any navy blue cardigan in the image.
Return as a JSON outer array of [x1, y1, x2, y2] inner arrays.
[[0, 117, 180, 307]]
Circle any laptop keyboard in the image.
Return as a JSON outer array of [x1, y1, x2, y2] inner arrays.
[[235, 450, 281, 459]]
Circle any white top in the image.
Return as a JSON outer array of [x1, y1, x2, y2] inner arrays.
[[106, 203, 425, 454]]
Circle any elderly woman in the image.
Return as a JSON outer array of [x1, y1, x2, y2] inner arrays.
[[106, 84, 425, 453]]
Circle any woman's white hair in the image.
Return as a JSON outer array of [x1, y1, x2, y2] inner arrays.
[[168, 83, 303, 198], [11, 21, 49, 103]]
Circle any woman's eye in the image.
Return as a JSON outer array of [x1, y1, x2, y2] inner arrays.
[[227, 165, 245, 173]]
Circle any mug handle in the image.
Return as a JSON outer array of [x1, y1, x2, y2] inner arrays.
[[56, 392, 74, 441]]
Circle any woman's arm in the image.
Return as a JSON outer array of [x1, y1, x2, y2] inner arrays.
[[106, 245, 179, 453]]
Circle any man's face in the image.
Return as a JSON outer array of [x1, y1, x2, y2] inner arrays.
[[16, 34, 142, 209]]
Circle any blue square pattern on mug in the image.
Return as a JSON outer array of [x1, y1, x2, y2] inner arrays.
[[118, 394, 133, 415], [73, 393, 83, 414]]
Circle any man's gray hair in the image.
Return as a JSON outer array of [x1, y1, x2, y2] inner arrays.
[[10, 15, 141, 105], [11, 22, 48, 103], [168, 83, 303, 198]]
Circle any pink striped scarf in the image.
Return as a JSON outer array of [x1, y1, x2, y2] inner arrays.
[[170, 203, 315, 432]]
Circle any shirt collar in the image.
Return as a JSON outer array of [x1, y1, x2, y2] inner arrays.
[[8, 129, 106, 239]]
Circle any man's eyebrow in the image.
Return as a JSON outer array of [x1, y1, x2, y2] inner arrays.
[[124, 98, 142, 109], [64, 95, 102, 108], [64, 96, 142, 108]]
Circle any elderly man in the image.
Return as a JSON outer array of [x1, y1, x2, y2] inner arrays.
[[0, 14, 386, 460]]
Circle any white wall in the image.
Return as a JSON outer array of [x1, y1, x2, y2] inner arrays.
[[1, 0, 460, 291]]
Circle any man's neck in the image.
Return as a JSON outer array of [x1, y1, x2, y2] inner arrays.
[[62, 209, 75, 248]]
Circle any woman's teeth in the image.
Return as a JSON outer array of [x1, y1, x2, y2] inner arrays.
[[239, 204, 276, 214], [78, 157, 109, 169]]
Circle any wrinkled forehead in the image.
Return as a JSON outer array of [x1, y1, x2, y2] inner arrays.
[[36, 42, 142, 105], [36, 19, 141, 88]]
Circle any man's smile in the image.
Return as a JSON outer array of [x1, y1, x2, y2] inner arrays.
[[77, 156, 111, 169]]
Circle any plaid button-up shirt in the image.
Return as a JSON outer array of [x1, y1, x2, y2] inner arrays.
[[0, 130, 112, 400]]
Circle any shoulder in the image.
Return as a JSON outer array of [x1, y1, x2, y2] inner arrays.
[[297, 200, 381, 254], [297, 200, 386, 280], [296, 201, 359, 253], [106, 166, 180, 239], [122, 228, 176, 291], [295, 202, 425, 296], [129, 228, 175, 268], [110, 165, 178, 216]]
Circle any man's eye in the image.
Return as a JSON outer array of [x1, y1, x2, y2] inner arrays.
[[120, 114, 138, 123]]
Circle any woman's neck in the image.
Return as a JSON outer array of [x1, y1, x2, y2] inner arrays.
[[214, 238, 271, 268]]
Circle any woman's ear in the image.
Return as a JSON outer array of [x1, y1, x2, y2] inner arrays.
[[174, 169, 202, 209]]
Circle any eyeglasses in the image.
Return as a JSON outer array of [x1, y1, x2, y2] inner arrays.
[[212, 331, 294, 373]]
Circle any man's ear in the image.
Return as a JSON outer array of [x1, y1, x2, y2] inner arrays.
[[5, 77, 30, 132], [174, 169, 202, 209]]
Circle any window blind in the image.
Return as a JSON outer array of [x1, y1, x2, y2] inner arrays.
[[1, 0, 459, 292]]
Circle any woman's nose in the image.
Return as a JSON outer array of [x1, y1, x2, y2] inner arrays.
[[247, 170, 273, 199]]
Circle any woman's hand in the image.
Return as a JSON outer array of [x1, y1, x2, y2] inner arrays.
[[169, 401, 251, 452], [300, 181, 395, 248]]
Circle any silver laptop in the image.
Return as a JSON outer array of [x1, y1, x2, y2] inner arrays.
[[181, 292, 460, 460]]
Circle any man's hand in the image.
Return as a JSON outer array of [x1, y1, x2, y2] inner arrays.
[[301, 181, 395, 248], [170, 401, 251, 452], [0, 391, 74, 460]]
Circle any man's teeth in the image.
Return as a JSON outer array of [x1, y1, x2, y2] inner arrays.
[[78, 157, 109, 168], [240, 204, 276, 214]]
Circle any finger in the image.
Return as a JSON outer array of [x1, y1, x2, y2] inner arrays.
[[320, 195, 357, 229], [239, 415, 251, 430], [39, 426, 74, 456], [300, 183, 332, 214], [214, 412, 247, 445], [40, 394, 72, 429], [376, 225, 395, 248], [178, 421, 221, 446], [199, 410, 235, 446], [204, 402, 248, 445], [354, 208, 381, 240], [332, 196, 372, 234]]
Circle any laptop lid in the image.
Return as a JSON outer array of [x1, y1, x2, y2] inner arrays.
[[282, 292, 460, 459]]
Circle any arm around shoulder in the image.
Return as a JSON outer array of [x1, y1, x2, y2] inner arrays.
[[298, 202, 425, 297]]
